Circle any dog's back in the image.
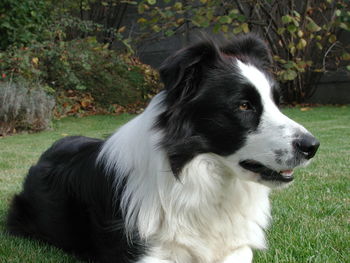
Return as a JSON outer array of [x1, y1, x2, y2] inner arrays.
[[6, 136, 142, 262]]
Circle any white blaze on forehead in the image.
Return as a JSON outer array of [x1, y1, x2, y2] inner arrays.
[[236, 60, 273, 105], [236, 60, 290, 125], [235, 60, 309, 139]]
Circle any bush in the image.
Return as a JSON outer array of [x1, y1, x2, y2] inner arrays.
[[0, 82, 55, 135], [0, 0, 51, 50], [0, 37, 161, 117], [0, 0, 161, 134]]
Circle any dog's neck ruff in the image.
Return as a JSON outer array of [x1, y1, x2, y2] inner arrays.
[[98, 93, 167, 238], [98, 92, 271, 263]]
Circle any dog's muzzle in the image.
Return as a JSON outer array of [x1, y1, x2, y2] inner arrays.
[[240, 133, 320, 183]]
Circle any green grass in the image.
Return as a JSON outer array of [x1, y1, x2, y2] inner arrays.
[[0, 107, 349, 262]]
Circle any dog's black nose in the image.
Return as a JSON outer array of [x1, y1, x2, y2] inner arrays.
[[293, 134, 320, 159]]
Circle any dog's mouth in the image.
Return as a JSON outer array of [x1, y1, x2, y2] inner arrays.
[[239, 160, 294, 182]]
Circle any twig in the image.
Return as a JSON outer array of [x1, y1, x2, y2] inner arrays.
[[322, 41, 338, 72], [301, 0, 310, 27], [295, 0, 310, 62], [233, 0, 247, 17], [259, 3, 289, 54], [252, 6, 279, 55]]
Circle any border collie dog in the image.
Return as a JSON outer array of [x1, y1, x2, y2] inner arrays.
[[7, 34, 319, 263]]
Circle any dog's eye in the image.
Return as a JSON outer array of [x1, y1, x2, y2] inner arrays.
[[239, 102, 253, 111]]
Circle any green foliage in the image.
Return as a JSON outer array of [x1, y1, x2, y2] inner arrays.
[[0, 0, 134, 51], [137, 0, 350, 102], [0, 37, 160, 118], [0, 0, 161, 133], [0, 0, 51, 50], [45, 0, 136, 52]]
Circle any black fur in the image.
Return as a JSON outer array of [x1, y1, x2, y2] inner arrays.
[[6, 34, 276, 262], [6, 136, 144, 263], [157, 34, 271, 176], [220, 34, 272, 70]]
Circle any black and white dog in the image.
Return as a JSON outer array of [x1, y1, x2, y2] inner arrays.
[[7, 35, 319, 263]]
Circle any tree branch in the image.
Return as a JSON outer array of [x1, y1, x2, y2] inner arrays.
[[300, 0, 310, 28], [233, 0, 247, 17], [323, 41, 338, 71], [259, 3, 291, 58], [252, 6, 279, 56]]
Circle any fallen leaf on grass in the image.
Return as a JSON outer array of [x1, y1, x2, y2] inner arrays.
[[300, 107, 312, 111]]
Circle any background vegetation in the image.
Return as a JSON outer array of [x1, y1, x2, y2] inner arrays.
[[0, 0, 161, 135], [0, 107, 349, 262], [0, 0, 349, 134], [137, 0, 350, 102]]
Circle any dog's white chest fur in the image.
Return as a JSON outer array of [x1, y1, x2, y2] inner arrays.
[[99, 99, 272, 263], [140, 154, 271, 263]]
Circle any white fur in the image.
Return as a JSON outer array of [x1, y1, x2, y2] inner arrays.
[[138, 153, 270, 263], [98, 93, 166, 238], [98, 100, 270, 262], [226, 61, 312, 188], [223, 246, 253, 263], [97, 61, 313, 263]]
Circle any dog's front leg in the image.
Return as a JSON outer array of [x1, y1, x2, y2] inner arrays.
[[222, 246, 253, 263], [137, 256, 173, 263]]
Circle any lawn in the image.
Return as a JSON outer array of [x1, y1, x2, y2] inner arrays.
[[0, 106, 349, 263]]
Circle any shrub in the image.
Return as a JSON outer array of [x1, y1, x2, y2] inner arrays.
[[0, 0, 51, 50], [0, 82, 55, 135], [0, 37, 161, 117]]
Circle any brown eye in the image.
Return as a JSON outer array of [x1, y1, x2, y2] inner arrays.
[[239, 102, 251, 111]]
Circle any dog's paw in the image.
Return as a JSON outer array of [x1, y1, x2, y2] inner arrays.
[[222, 246, 253, 263]]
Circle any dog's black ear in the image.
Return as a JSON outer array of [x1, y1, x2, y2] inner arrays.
[[159, 40, 220, 104], [220, 34, 272, 69], [158, 40, 220, 177]]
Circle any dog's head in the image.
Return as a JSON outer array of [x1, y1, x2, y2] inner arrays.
[[157, 34, 319, 188]]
